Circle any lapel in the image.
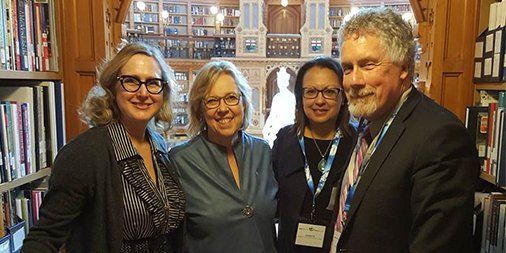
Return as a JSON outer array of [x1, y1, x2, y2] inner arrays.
[[280, 130, 308, 206], [200, 132, 245, 198], [158, 152, 182, 188], [109, 123, 176, 234], [281, 132, 306, 178], [344, 87, 422, 229]]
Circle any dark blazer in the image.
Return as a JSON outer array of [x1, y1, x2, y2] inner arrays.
[[21, 125, 184, 253], [273, 125, 356, 253], [336, 87, 480, 253]]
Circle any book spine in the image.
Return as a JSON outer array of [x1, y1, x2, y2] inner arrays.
[[16, 0, 28, 71], [0, 105, 12, 182], [21, 103, 31, 175]]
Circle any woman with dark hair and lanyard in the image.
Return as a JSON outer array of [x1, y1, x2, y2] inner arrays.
[[273, 57, 356, 253]]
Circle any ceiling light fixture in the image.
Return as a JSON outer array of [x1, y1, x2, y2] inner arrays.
[[136, 1, 146, 11]]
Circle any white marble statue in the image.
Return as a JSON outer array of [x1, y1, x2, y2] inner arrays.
[[263, 67, 295, 147]]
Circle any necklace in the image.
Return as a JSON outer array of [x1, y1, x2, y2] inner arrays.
[[310, 128, 334, 172]]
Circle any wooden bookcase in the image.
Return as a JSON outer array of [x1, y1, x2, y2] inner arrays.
[[473, 82, 506, 187], [124, 1, 239, 60], [167, 61, 206, 140], [470, 0, 506, 188], [328, 2, 412, 58], [0, 0, 64, 245]]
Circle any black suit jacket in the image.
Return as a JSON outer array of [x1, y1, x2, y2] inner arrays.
[[273, 125, 356, 253], [336, 87, 480, 253]]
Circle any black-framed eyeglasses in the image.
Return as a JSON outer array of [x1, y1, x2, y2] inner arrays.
[[302, 87, 342, 99], [203, 93, 242, 109], [117, 75, 166, 94]]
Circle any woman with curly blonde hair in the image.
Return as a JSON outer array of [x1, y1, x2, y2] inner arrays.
[[22, 42, 186, 253]]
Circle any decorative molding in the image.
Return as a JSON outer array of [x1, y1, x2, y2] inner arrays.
[[409, 0, 426, 23], [115, 0, 132, 23], [300, 0, 333, 57], [236, 0, 268, 57]]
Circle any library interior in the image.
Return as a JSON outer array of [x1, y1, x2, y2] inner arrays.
[[0, 0, 504, 252]]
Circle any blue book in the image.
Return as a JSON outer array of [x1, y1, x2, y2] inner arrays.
[[54, 82, 65, 150]]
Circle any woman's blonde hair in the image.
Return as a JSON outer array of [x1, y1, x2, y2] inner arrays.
[[78, 42, 177, 131], [187, 60, 253, 136]]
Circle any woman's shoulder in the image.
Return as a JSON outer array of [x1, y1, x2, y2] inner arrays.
[[52, 126, 113, 169], [169, 135, 203, 157], [276, 125, 297, 138], [272, 125, 298, 148], [242, 131, 270, 150], [64, 126, 111, 150]]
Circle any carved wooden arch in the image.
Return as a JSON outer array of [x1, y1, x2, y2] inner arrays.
[[267, 5, 301, 34], [111, 0, 132, 47]]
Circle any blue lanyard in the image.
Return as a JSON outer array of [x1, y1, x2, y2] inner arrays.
[[343, 111, 398, 215], [298, 129, 342, 214]]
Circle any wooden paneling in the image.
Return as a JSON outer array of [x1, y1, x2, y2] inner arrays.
[[58, 0, 110, 139], [409, 0, 426, 22], [444, 1, 467, 60], [441, 73, 464, 111], [428, 0, 477, 121], [267, 6, 301, 34], [112, 0, 131, 47]]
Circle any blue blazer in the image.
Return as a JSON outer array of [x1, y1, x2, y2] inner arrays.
[[170, 132, 278, 253]]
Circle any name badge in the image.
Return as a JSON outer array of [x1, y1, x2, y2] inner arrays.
[[294, 222, 326, 248]]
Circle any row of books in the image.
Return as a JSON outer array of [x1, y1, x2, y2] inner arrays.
[[488, 1, 506, 31], [0, 82, 65, 184], [2, 190, 44, 234], [0, 0, 56, 72], [466, 91, 506, 186], [0, 189, 45, 252], [475, 0, 506, 83], [220, 8, 240, 17], [476, 192, 506, 253]]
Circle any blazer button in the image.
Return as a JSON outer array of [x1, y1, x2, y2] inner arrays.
[[242, 205, 254, 218], [338, 249, 347, 252]]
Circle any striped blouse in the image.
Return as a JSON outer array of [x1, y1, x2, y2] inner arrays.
[[107, 122, 185, 241]]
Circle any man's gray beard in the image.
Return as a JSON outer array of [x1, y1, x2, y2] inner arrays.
[[348, 101, 377, 119]]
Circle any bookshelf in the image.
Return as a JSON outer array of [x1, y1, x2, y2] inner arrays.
[[471, 85, 506, 187], [475, 83, 506, 91], [471, 2, 506, 252], [164, 2, 188, 35], [0, 0, 64, 243], [328, 3, 412, 58], [173, 69, 190, 133], [124, 1, 239, 59], [0, 72, 60, 81], [328, 6, 349, 58], [0, 168, 50, 194], [164, 63, 204, 143]]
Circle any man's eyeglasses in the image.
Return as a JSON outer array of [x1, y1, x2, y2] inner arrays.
[[117, 75, 166, 94], [302, 87, 342, 99], [203, 93, 242, 109]]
